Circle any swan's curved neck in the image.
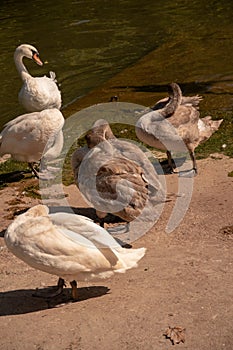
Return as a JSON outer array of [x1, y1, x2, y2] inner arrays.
[[14, 51, 31, 81]]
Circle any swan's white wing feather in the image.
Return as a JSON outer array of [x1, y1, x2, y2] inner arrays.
[[1, 112, 38, 132], [57, 227, 98, 249], [1, 109, 64, 136], [50, 212, 121, 249], [5, 204, 146, 279], [19, 76, 61, 112], [0, 109, 64, 161]]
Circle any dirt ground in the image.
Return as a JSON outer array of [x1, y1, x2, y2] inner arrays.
[[0, 153, 232, 350]]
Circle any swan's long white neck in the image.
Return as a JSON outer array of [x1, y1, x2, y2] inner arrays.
[[14, 50, 31, 81]]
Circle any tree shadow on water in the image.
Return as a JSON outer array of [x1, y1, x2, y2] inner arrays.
[[0, 285, 110, 316], [112, 81, 225, 95]]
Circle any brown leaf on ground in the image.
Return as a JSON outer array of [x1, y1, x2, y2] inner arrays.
[[164, 326, 186, 345], [219, 225, 233, 240]]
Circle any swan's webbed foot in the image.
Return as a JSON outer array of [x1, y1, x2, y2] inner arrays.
[[33, 278, 66, 299], [167, 166, 175, 174], [178, 168, 197, 178], [193, 167, 198, 175]]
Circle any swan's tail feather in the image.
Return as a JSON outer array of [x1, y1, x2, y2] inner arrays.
[[201, 116, 223, 132], [49, 71, 57, 82], [152, 92, 203, 111], [115, 247, 146, 272], [181, 95, 203, 108], [198, 117, 223, 144]]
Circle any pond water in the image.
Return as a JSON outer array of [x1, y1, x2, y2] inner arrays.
[[1, 0, 233, 130]]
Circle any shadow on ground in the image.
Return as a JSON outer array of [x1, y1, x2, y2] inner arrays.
[[0, 285, 110, 316]]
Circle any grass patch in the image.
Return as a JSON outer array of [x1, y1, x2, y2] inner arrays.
[[23, 183, 41, 199], [1, 113, 231, 189], [61, 116, 232, 187], [0, 159, 29, 174], [196, 111, 233, 159]]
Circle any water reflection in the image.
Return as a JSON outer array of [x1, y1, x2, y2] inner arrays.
[[0, 0, 233, 128]]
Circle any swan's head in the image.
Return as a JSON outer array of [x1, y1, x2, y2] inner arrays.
[[14, 44, 43, 66], [85, 119, 116, 148]]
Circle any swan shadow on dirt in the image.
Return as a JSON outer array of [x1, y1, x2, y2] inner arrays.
[[0, 229, 6, 238], [49, 206, 126, 223], [0, 285, 110, 315], [0, 170, 33, 186]]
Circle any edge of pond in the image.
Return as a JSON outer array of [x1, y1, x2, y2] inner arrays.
[[62, 45, 232, 160]]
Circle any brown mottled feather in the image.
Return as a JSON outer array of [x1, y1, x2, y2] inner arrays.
[[72, 120, 163, 223], [96, 157, 148, 221], [136, 83, 222, 173]]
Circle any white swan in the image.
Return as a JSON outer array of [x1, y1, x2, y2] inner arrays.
[[0, 108, 64, 177], [4, 204, 146, 300], [14, 44, 61, 112], [136, 83, 223, 174], [72, 119, 164, 226]]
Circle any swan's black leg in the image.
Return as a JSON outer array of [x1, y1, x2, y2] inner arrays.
[[70, 280, 78, 300], [28, 162, 39, 178], [33, 277, 66, 298], [99, 218, 105, 228], [166, 151, 175, 173], [189, 151, 198, 174]]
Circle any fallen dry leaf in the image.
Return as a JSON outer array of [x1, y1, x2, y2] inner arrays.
[[164, 326, 186, 345]]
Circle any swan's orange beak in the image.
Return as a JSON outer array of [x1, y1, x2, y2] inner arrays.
[[32, 53, 43, 66]]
